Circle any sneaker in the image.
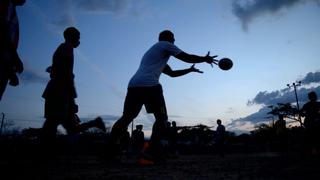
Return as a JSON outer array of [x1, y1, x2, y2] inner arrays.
[[137, 157, 154, 166], [94, 117, 106, 132]]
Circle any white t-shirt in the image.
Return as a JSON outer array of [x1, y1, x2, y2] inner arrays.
[[128, 41, 182, 87]]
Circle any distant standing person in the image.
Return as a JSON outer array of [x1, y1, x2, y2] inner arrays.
[[274, 114, 287, 152], [131, 124, 145, 155], [300, 91, 320, 156], [274, 114, 286, 138], [215, 119, 226, 157], [169, 121, 179, 155], [41, 27, 105, 141], [109, 30, 217, 163], [0, 0, 25, 101]]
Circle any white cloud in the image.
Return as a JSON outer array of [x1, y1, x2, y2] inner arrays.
[[232, 0, 320, 31], [229, 71, 320, 132]]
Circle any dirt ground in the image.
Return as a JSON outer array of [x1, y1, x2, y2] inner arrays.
[[2, 151, 320, 180], [1, 134, 319, 180]]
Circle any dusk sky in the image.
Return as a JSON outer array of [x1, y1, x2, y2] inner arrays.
[[1, 0, 320, 135]]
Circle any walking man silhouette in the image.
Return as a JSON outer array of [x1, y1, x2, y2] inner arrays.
[[41, 27, 105, 141], [131, 125, 145, 155], [215, 119, 226, 157]]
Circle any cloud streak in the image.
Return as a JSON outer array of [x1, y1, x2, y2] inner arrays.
[[300, 71, 320, 84], [76, 0, 127, 13], [232, 0, 320, 31], [47, 0, 147, 29], [50, 0, 75, 30], [75, 50, 125, 99], [51, 13, 75, 29], [231, 106, 273, 125], [20, 68, 48, 84]]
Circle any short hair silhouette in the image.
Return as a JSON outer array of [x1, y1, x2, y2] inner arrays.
[[278, 114, 284, 120], [63, 27, 80, 40], [136, 124, 143, 130], [158, 30, 174, 42], [308, 91, 317, 101], [12, 0, 26, 6]]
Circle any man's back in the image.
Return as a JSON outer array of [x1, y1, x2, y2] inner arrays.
[[50, 43, 74, 81], [216, 124, 225, 141], [42, 43, 76, 100]]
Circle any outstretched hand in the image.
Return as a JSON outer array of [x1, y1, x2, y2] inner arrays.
[[205, 51, 218, 67], [190, 64, 203, 73]]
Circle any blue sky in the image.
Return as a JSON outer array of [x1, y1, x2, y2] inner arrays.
[[1, 0, 320, 135]]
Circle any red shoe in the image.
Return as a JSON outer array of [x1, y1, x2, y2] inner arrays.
[[137, 158, 154, 166]]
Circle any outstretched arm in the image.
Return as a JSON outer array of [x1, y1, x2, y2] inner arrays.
[[163, 64, 203, 77], [174, 51, 218, 65]]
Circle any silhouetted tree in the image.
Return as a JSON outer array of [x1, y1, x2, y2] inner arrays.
[[0, 119, 15, 135], [268, 103, 302, 126], [251, 123, 274, 145]]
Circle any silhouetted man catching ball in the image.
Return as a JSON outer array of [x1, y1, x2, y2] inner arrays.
[[110, 30, 217, 163]]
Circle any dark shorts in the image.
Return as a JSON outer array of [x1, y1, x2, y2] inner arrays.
[[124, 84, 167, 115], [42, 113, 80, 135], [44, 98, 73, 119], [43, 98, 80, 134]]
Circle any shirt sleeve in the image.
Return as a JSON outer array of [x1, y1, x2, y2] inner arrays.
[[164, 42, 183, 56]]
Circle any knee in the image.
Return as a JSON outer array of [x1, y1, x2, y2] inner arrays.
[[153, 117, 168, 131], [111, 116, 132, 133], [155, 114, 168, 126]]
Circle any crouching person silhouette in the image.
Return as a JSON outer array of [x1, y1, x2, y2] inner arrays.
[[41, 27, 105, 142], [109, 30, 217, 164]]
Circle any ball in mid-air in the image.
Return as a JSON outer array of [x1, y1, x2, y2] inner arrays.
[[218, 58, 233, 70]]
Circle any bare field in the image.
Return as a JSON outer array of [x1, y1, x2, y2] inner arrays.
[[2, 150, 320, 180]]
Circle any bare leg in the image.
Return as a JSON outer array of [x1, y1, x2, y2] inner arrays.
[[77, 117, 106, 133], [146, 108, 168, 160], [41, 118, 59, 143]]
